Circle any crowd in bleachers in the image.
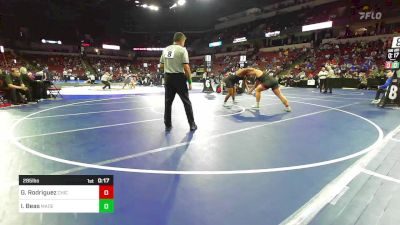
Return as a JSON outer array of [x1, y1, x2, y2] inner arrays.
[[0, 54, 163, 107], [24, 55, 86, 80], [1, 25, 399, 108], [286, 39, 388, 82], [187, 35, 393, 91], [1, 0, 399, 108], [0, 52, 25, 70], [0, 36, 394, 108], [89, 58, 132, 73]]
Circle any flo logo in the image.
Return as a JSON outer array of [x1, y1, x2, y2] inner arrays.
[[359, 11, 382, 20], [359, 5, 382, 20]]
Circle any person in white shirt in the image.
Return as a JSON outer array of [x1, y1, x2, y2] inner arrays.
[[318, 67, 328, 93], [101, 72, 112, 90], [326, 65, 335, 93], [63, 69, 68, 82], [299, 71, 306, 80], [160, 32, 197, 131]]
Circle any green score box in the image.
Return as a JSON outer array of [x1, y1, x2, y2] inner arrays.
[[99, 199, 114, 213], [385, 61, 399, 69]]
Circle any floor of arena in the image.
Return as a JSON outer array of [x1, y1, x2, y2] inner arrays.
[[2, 84, 400, 225]]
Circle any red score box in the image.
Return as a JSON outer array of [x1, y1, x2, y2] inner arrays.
[[99, 185, 114, 199]]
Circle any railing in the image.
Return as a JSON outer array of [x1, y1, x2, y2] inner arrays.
[[322, 33, 398, 44], [260, 43, 311, 52]]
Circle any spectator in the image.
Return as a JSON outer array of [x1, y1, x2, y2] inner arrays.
[[358, 73, 368, 90], [298, 70, 306, 79], [101, 72, 112, 90], [19, 67, 38, 102], [326, 65, 335, 93], [371, 70, 394, 104], [318, 67, 328, 93], [4, 68, 31, 105]]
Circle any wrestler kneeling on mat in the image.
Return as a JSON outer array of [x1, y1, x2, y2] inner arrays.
[[222, 71, 247, 107], [238, 67, 291, 112]]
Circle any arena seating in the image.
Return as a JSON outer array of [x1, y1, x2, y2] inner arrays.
[[25, 55, 86, 77], [0, 52, 25, 70], [0, 0, 398, 105]]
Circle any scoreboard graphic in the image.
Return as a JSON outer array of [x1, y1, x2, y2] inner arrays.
[[19, 175, 114, 213]]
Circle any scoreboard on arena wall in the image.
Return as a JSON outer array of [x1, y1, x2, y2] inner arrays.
[[385, 61, 399, 69], [386, 48, 400, 62], [392, 37, 400, 49]]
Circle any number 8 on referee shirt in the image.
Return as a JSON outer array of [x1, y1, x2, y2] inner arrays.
[[166, 50, 175, 59]]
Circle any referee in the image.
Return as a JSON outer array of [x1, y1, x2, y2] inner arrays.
[[160, 32, 197, 132]]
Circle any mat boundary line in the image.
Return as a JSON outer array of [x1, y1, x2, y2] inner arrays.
[[280, 123, 400, 225]]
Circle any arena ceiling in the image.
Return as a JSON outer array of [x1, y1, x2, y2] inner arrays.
[[0, 0, 274, 42]]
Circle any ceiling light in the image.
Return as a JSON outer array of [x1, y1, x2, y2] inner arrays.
[[149, 5, 159, 11], [177, 0, 186, 6]]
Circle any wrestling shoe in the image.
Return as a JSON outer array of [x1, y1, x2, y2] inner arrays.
[[251, 105, 260, 110], [190, 123, 198, 131], [284, 106, 292, 112]]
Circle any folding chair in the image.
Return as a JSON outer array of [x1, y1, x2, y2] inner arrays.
[[47, 81, 63, 99]]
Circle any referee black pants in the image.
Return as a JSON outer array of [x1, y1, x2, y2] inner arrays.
[[320, 79, 327, 93], [326, 78, 333, 93], [164, 73, 195, 127]]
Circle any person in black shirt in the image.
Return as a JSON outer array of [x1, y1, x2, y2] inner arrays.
[[4, 68, 31, 104]]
